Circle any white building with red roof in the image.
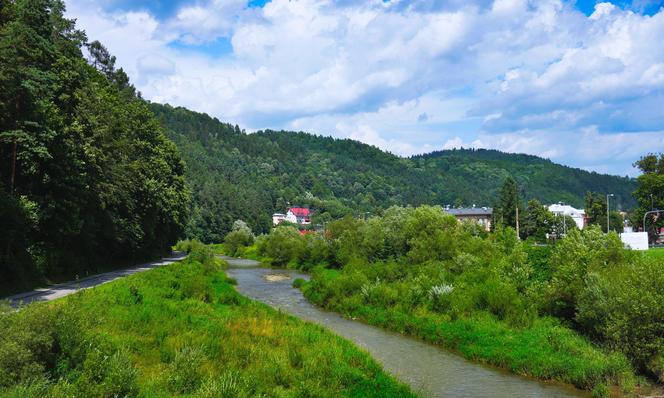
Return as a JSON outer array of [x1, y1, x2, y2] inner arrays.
[[273, 207, 311, 225]]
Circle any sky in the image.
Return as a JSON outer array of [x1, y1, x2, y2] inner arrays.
[[63, 0, 664, 177]]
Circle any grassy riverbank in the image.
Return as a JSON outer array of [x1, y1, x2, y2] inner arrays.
[[0, 248, 415, 397], [301, 266, 634, 396], [227, 206, 664, 396]]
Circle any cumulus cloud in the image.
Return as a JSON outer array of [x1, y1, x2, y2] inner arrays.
[[64, 0, 664, 176]]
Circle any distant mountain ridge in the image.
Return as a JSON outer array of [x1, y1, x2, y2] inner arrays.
[[149, 103, 636, 240]]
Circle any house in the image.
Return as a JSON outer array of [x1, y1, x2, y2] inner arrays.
[[287, 207, 311, 225], [272, 213, 286, 225], [272, 207, 312, 226], [547, 204, 585, 229], [444, 206, 493, 231]]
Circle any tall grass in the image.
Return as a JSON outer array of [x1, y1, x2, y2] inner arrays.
[[0, 248, 415, 397], [301, 265, 637, 395]]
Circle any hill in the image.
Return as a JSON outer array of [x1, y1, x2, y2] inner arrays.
[[149, 103, 636, 241], [413, 149, 635, 210]]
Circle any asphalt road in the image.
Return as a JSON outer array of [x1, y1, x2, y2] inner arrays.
[[5, 252, 186, 307]]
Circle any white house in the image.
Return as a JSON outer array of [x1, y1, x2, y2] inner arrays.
[[548, 204, 585, 229], [272, 213, 287, 225], [272, 207, 312, 226]]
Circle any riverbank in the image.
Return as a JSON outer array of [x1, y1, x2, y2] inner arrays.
[[299, 264, 639, 397], [0, 248, 415, 397], [228, 265, 591, 398]]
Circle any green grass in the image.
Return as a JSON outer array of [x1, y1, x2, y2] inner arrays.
[[301, 267, 636, 394], [0, 253, 415, 397]]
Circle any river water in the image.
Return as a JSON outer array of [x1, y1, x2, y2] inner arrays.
[[224, 257, 588, 398]]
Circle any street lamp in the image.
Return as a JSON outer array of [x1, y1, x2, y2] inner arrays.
[[606, 193, 614, 233]]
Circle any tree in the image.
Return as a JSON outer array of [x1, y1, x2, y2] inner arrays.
[[0, 0, 56, 193], [224, 219, 254, 256], [521, 199, 554, 242], [585, 192, 623, 233], [0, 0, 190, 294], [550, 213, 577, 238], [631, 153, 664, 243], [493, 176, 521, 230]]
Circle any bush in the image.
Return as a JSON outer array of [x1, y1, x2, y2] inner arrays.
[[261, 226, 306, 267], [174, 239, 206, 254], [167, 346, 205, 393], [187, 244, 218, 274], [224, 220, 255, 257], [292, 278, 306, 289], [576, 258, 664, 376], [544, 227, 628, 321]]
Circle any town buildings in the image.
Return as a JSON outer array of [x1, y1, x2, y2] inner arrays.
[[444, 207, 493, 231], [547, 203, 585, 229]]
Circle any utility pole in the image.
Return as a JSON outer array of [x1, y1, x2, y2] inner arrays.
[[606, 193, 614, 233], [515, 204, 520, 238]]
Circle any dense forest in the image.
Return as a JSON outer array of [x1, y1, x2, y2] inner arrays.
[[0, 0, 189, 295], [0, 0, 637, 295], [151, 103, 636, 241]]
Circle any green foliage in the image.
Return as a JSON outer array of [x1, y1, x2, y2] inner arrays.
[[149, 103, 636, 242], [520, 199, 554, 242], [0, 0, 189, 295], [223, 220, 255, 257], [0, 253, 414, 397], [174, 239, 202, 253], [576, 257, 664, 379], [585, 192, 624, 233], [493, 176, 521, 229], [631, 153, 664, 243], [258, 226, 306, 267], [544, 226, 628, 321], [293, 207, 650, 392]]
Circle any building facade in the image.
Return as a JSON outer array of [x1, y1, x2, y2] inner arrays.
[[273, 207, 312, 225], [444, 207, 493, 231], [547, 203, 585, 229]]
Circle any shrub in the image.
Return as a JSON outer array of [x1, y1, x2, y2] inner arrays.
[[187, 244, 219, 274], [544, 227, 628, 321], [0, 305, 57, 388], [262, 226, 306, 267], [576, 258, 664, 376], [404, 206, 460, 263], [292, 278, 306, 289], [174, 239, 199, 253], [167, 346, 205, 393], [224, 220, 255, 257]]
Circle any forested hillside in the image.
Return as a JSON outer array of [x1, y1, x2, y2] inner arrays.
[[413, 149, 635, 210], [151, 103, 635, 241], [0, 0, 189, 295]]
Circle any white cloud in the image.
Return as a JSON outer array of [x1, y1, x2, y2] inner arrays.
[[64, 0, 664, 176]]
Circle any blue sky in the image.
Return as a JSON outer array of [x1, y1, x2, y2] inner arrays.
[[65, 0, 664, 176]]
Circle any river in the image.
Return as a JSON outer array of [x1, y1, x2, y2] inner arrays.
[[224, 257, 588, 398]]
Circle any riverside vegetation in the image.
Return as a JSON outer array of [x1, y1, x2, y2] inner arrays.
[[0, 245, 415, 397], [228, 206, 664, 397]]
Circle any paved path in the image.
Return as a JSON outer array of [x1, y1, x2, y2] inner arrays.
[[5, 252, 186, 307]]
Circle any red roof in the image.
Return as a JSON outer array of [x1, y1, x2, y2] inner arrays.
[[289, 207, 310, 217]]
